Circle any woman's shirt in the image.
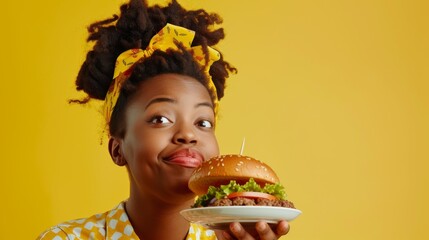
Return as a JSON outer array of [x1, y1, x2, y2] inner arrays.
[[37, 202, 216, 240]]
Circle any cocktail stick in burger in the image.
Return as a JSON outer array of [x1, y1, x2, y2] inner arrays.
[[188, 155, 296, 208]]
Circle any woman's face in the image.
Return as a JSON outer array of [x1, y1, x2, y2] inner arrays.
[[117, 73, 219, 203]]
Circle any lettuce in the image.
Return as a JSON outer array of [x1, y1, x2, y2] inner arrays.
[[192, 178, 287, 207], [263, 182, 287, 200]]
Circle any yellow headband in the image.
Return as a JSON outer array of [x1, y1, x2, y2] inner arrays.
[[104, 23, 220, 124]]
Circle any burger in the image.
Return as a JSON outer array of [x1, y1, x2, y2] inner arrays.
[[188, 154, 295, 208]]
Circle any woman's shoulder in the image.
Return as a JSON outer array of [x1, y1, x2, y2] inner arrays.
[[36, 202, 133, 240], [37, 202, 217, 240], [37, 212, 109, 239], [36, 218, 105, 239]]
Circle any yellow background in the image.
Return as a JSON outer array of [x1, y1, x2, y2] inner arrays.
[[1, 0, 428, 239]]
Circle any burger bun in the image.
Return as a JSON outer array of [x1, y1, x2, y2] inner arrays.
[[188, 154, 280, 195]]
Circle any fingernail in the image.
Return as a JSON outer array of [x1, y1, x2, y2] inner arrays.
[[231, 222, 241, 233], [257, 222, 266, 231]]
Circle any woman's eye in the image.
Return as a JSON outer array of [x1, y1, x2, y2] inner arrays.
[[197, 120, 213, 129], [148, 116, 171, 124]]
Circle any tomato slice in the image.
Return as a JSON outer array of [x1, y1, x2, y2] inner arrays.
[[226, 191, 277, 200]]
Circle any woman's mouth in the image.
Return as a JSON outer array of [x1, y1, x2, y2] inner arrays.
[[164, 149, 203, 168]]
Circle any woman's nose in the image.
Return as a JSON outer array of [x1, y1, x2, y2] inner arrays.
[[173, 124, 197, 145]]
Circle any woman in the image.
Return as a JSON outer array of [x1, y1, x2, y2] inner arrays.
[[38, 0, 290, 239]]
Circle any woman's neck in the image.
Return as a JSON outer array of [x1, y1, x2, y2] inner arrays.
[[125, 193, 195, 240]]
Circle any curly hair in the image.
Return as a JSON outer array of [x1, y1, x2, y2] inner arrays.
[[72, 0, 236, 137]]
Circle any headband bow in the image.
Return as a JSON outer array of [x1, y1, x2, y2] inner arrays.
[[104, 23, 220, 124]]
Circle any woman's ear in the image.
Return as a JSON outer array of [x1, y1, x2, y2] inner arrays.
[[108, 137, 127, 166]]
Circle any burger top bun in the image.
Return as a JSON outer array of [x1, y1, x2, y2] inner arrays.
[[188, 154, 280, 196]]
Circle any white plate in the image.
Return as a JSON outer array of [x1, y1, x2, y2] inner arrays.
[[180, 206, 302, 230]]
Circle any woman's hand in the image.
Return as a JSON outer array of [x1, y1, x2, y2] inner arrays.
[[215, 220, 290, 240]]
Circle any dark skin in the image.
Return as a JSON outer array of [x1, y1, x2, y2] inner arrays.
[[109, 73, 289, 239], [216, 221, 290, 240]]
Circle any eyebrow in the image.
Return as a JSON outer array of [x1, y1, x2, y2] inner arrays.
[[144, 97, 213, 110], [195, 102, 213, 109], [145, 97, 176, 110]]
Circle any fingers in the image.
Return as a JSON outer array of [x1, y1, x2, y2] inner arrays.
[[214, 229, 233, 240], [275, 220, 290, 236], [214, 224, 252, 240], [229, 222, 254, 239], [255, 222, 277, 240], [217, 221, 290, 240]]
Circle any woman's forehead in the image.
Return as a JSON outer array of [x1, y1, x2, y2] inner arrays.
[[132, 73, 212, 105]]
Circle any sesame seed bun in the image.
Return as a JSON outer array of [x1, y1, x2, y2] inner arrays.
[[188, 154, 280, 195]]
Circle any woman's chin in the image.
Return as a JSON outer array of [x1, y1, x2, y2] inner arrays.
[[165, 179, 195, 200]]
